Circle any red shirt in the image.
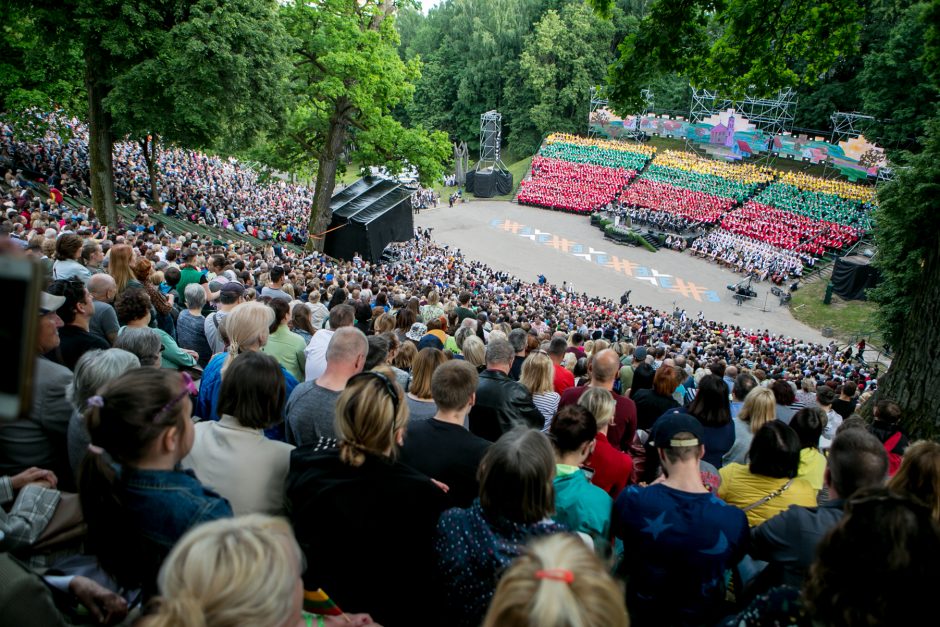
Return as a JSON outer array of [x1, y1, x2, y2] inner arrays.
[[553, 364, 575, 395], [558, 385, 637, 451], [586, 432, 633, 499]]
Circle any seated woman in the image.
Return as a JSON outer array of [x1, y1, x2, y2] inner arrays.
[[549, 405, 613, 556], [286, 370, 448, 627], [262, 298, 307, 382], [66, 348, 141, 479], [114, 288, 197, 371], [579, 387, 633, 499], [631, 365, 681, 431], [889, 441, 940, 521], [435, 428, 566, 627], [406, 347, 447, 421], [683, 374, 734, 468], [483, 534, 629, 627], [183, 352, 294, 516], [519, 351, 559, 431], [722, 387, 776, 466], [196, 302, 298, 440], [790, 407, 827, 494], [718, 422, 817, 526], [144, 515, 377, 627], [175, 284, 213, 367], [79, 368, 232, 600]]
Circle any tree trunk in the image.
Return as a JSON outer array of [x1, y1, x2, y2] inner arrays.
[[873, 243, 940, 438], [141, 135, 161, 212], [306, 104, 349, 253], [85, 47, 117, 228]]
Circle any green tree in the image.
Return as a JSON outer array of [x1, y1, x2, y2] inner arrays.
[[507, 3, 616, 155], [278, 0, 450, 252], [599, 0, 863, 111], [19, 0, 290, 227], [103, 0, 292, 211]]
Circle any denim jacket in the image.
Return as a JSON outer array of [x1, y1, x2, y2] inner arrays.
[[119, 467, 232, 597]]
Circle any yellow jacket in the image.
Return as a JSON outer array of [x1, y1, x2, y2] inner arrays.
[[718, 463, 817, 526]]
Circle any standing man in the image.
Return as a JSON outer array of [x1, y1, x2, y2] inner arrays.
[[286, 327, 367, 445], [44, 279, 109, 370], [559, 349, 638, 451], [399, 361, 490, 508], [204, 281, 245, 355], [468, 339, 544, 442], [87, 273, 119, 346], [613, 414, 748, 626]]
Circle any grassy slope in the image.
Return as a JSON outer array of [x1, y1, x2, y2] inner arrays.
[[789, 276, 882, 346]]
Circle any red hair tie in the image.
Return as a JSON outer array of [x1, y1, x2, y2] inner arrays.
[[535, 568, 575, 584]]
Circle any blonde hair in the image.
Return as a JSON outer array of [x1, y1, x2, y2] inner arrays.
[[578, 387, 616, 429], [147, 515, 301, 627], [335, 369, 408, 467], [738, 387, 776, 434], [520, 352, 554, 396], [108, 244, 136, 293], [374, 313, 396, 334], [483, 534, 629, 627], [584, 340, 595, 357], [462, 336, 486, 368], [221, 302, 275, 374], [889, 441, 940, 521], [593, 339, 609, 354]]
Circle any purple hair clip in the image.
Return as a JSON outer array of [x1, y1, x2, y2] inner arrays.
[[87, 395, 105, 409]]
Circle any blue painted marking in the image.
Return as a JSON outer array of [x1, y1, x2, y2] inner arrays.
[[634, 266, 651, 277], [658, 277, 673, 288], [704, 291, 721, 302]]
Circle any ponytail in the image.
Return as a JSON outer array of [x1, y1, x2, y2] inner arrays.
[[145, 593, 208, 627], [78, 369, 189, 588]]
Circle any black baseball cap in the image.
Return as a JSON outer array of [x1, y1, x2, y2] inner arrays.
[[649, 412, 705, 449]]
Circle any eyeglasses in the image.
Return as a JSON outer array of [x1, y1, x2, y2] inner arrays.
[[154, 372, 197, 422]]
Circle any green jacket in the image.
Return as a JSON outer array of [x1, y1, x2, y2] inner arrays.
[[553, 465, 612, 554]]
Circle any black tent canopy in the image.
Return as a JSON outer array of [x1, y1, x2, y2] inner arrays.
[[830, 256, 880, 301], [324, 177, 414, 262]]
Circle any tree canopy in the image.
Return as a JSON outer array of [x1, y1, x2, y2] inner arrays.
[[271, 0, 450, 249]]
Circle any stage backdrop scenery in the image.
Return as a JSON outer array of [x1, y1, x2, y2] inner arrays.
[[830, 256, 880, 301], [324, 177, 414, 262], [590, 108, 887, 182]]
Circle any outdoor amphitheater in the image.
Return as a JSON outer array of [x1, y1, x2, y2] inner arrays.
[[2, 1, 936, 626]]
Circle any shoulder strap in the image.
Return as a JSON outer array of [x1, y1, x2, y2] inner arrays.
[[742, 478, 794, 512], [212, 313, 221, 330], [884, 431, 902, 452]]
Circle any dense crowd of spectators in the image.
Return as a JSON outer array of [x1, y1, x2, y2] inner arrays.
[[2, 112, 310, 245], [3, 123, 930, 627]]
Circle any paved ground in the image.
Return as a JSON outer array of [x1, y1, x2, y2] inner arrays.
[[415, 199, 827, 343]]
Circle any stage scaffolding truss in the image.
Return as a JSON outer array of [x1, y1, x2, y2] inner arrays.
[[477, 110, 507, 173], [687, 87, 797, 165], [588, 86, 608, 138], [830, 111, 875, 145], [588, 86, 653, 140]]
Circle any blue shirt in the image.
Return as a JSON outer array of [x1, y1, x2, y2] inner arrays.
[[195, 352, 298, 440], [614, 483, 748, 626]]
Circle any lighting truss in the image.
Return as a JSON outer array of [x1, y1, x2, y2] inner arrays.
[[477, 110, 507, 173]]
